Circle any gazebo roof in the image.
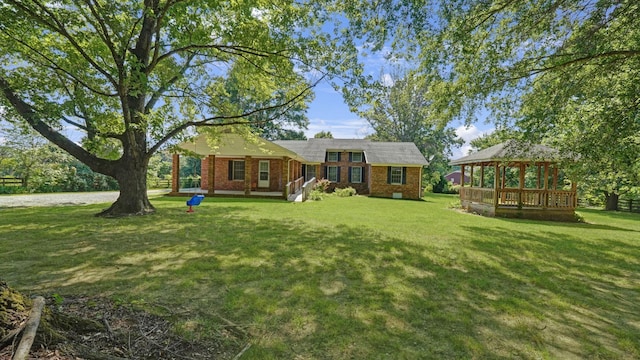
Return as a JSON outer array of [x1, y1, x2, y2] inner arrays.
[[450, 140, 564, 166]]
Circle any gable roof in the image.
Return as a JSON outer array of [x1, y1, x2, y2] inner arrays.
[[177, 133, 305, 161], [274, 138, 428, 166], [449, 140, 563, 166]]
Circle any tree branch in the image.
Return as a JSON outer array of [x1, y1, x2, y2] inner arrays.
[[7, 0, 118, 87], [1, 30, 117, 97], [0, 76, 116, 174], [144, 53, 196, 113], [147, 74, 325, 155], [509, 50, 640, 81]]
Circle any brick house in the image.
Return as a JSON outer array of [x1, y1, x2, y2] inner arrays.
[[172, 134, 428, 200], [443, 170, 470, 185]]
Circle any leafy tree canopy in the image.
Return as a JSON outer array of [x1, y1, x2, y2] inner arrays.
[[363, 0, 639, 205], [313, 131, 334, 139], [355, 70, 462, 187], [0, 0, 383, 216]]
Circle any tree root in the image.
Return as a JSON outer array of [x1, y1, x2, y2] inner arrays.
[[12, 296, 45, 360]]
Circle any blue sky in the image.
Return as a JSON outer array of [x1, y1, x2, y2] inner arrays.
[[303, 80, 494, 160]]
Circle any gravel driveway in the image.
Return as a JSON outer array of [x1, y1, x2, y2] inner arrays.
[[0, 190, 169, 208]]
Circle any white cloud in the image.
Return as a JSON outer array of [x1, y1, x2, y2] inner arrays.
[[452, 124, 494, 160], [306, 117, 371, 139], [380, 73, 394, 87]]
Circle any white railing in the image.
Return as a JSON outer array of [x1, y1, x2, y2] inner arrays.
[[301, 177, 317, 202], [286, 176, 306, 199]]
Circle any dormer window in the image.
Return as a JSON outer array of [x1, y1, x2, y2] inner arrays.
[[351, 151, 363, 162], [327, 151, 339, 162]]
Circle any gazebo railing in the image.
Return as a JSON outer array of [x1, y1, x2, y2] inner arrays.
[[461, 187, 576, 209], [461, 187, 496, 205]]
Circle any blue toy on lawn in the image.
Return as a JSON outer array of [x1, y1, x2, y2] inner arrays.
[[186, 194, 205, 213]]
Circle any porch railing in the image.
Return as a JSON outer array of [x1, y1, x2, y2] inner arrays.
[[461, 187, 576, 209], [286, 176, 305, 198], [301, 177, 317, 202]]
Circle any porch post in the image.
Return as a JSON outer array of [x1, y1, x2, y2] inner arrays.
[[207, 155, 215, 195], [171, 154, 180, 194], [282, 156, 289, 199], [244, 156, 252, 196]]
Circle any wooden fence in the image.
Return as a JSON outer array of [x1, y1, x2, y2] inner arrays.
[[618, 199, 640, 213], [0, 177, 23, 186]]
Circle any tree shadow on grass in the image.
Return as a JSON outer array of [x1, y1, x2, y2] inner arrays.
[[1, 203, 639, 359]]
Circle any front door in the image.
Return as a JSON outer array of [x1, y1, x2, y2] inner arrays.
[[258, 160, 270, 188]]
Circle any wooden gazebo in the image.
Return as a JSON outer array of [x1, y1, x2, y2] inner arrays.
[[450, 140, 577, 221]]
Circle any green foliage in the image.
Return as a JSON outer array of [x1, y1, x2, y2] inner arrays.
[[313, 131, 334, 139], [308, 189, 325, 201], [350, 70, 462, 189], [313, 178, 331, 192], [0, 0, 372, 215], [334, 186, 357, 197]]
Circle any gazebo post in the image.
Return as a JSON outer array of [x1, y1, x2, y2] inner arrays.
[[518, 162, 525, 208], [543, 163, 550, 208], [460, 165, 465, 187], [480, 164, 485, 188], [493, 163, 499, 209]]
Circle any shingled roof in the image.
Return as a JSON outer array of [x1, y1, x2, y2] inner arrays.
[[273, 138, 428, 166], [449, 140, 563, 166]]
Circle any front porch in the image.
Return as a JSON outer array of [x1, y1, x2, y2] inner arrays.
[[170, 133, 309, 201], [172, 188, 285, 198]]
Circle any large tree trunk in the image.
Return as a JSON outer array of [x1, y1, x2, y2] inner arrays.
[[96, 159, 155, 217], [604, 192, 619, 211]]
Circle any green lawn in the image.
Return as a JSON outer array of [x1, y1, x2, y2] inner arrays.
[[1, 193, 639, 359]]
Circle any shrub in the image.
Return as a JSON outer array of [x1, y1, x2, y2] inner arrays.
[[335, 187, 357, 197], [309, 189, 325, 201], [444, 184, 461, 194], [314, 178, 331, 192]]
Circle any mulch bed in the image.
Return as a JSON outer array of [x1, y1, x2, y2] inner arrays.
[[1, 295, 246, 360]]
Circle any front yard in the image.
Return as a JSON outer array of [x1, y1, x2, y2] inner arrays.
[[1, 193, 638, 359]]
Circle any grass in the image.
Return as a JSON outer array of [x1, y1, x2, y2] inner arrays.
[[1, 193, 639, 359]]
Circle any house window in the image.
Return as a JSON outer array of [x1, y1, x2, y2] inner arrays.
[[327, 166, 339, 182], [350, 167, 362, 183], [390, 167, 403, 184], [230, 160, 245, 180], [327, 151, 339, 162], [351, 152, 363, 162], [306, 165, 317, 180]]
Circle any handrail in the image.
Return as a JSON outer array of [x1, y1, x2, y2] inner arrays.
[[301, 177, 317, 202]]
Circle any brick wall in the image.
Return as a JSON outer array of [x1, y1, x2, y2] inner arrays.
[[201, 156, 286, 192], [319, 151, 370, 194], [369, 166, 422, 200]]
